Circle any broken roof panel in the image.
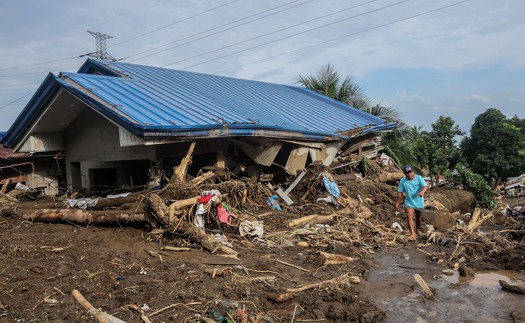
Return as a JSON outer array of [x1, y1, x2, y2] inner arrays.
[[3, 59, 395, 148]]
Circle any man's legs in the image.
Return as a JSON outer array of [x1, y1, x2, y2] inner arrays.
[[405, 207, 416, 239], [415, 209, 423, 236]]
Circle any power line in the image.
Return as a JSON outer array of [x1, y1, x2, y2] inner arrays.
[[212, 0, 472, 75], [124, 0, 315, 62], [0, 92, 32, 111], [160, 0, 380, 67], [109, 0, 240, 48], [0, 57, 79, 72], [170, 0, 410, 69]]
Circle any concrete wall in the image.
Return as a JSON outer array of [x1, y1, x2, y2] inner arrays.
[[64, 108, 156, 190]]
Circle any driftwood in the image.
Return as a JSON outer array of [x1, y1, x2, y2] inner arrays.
[[145, 193, 237, 255], [499, 280, 525, 294], [288, 213, 337, 228], [319, 251, 354, 265], [22, 209, 146, 224], [285, 273, 360, 293], [171, 141, 196, 183]]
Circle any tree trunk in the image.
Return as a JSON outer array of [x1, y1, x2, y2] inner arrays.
[[22, 209, 146, 224]]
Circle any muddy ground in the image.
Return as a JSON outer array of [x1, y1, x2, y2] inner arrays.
[[1, 180, 524, 322]]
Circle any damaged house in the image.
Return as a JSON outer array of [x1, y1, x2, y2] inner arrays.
[[1, 59, 395, 192], [0, 131, 64, 195]]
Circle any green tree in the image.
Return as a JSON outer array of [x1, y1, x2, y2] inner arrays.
[[297, 63, 369, 108], [461, 108, 525, 187], [414, 116, 464, 185], [446, 164, 496, 209]]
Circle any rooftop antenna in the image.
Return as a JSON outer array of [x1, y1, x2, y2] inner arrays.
[[85, 31, 116, 61]]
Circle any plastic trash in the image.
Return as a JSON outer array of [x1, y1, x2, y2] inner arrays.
[[266, 195, 282, 211], [391, 222, 404, 231]]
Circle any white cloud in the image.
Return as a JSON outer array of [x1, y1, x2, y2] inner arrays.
[[468, 94, 491, 104]]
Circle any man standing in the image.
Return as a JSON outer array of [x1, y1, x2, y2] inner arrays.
[[395, 165, 428, 240]]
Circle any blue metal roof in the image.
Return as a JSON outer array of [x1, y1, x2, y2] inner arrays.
[[3, 59, 395, 147]]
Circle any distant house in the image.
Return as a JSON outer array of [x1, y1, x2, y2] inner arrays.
[[1, 59, 395, 192], [0, 132, 64, 195]]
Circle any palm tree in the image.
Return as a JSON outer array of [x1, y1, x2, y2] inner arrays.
[[297, 63, 369, 109], [297, 64, 412, 171]]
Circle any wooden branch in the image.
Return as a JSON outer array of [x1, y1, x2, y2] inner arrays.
[[171, 141, 196, 183], [72, 289, 125, 323], [285, 273, 360, 293], [190, 171, 215, 186], [288, 213, 337, 228], [276, 259, 310, 272]]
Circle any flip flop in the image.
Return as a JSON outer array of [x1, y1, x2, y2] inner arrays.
[[407, 236, 417, 241]]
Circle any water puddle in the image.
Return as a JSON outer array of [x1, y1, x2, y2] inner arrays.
[[360, 250, 525, 322]]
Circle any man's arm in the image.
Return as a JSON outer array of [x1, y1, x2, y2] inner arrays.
[[395, 192, 403, 208], [418, 176, 428, 196]]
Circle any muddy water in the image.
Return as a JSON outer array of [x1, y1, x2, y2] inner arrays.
[[360, 249, 525, 323]]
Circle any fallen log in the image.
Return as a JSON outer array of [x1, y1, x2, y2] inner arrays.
[[80, 193, 142, 210], [499, 280, 525, 294], [22, 209, 146, 224], [288, 213, 337, 228], [377, 172, 403, 183], [145, 193, 237, 255]]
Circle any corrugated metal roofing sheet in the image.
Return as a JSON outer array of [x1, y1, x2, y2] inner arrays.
[[68, 59, 392, 138]]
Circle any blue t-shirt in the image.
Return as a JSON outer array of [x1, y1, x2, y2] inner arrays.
[[398, 175, 427, 209]]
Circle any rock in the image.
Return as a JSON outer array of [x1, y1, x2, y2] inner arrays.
[[424, 210, 457, 231], [458, 266, 476, 277]]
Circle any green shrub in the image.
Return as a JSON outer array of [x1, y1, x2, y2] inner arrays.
[[445, 164, 496, 209]]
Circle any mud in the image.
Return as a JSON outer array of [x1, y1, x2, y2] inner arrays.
[[0, 184, 524, 322], [360, 248, 525, 323]]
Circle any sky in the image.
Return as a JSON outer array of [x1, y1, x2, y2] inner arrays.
[[0, 0, 524, 134]]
